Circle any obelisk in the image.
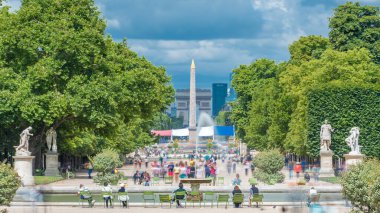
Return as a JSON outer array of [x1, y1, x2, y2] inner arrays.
[[189, 59, 197, 143]]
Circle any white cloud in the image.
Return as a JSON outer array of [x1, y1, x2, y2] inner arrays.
[[106, 19, 120, 29], [128, 38, 289, 74], [251, 0, 288, 12], [2, 0, 21, 12]]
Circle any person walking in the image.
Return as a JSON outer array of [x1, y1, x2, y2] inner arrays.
[[232, 173, 242, 185], [232, 159, 237, 174], [210, 164, 217, 185], [288, 161, 294, 179], [295, 162, 302, 179], [312, 165, 319, 182], [304, 172, 311, 183], [174, 163, 180, 182], [133, 170, 139, 185], [144, 156, 149, 168], [144, 172, 151, 186], [204, 164, 211, 178], [86, 161, 93, 179], [250, 161, 256, 175], [227, 159, 232, 175], [244, 161, 250, 176]]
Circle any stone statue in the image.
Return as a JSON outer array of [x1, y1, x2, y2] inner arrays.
[[320, 120, 333, 151], [15, 126, 33, 156], [46, 127, 57, 153], [345, 127, 360, 154]]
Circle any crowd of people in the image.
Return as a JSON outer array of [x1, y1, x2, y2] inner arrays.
[[77, 152, 324, 209], [129, 153, 256, 186]]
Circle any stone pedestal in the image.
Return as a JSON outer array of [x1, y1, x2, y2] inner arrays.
[[344, 153, 364, 168], [13, 155, 35, 186], [45, 152, 60, 176], [319, 150, 335, 177]]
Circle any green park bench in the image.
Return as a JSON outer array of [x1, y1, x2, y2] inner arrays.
[[159, 194, 172, 208], [217, 194, 229, 208], [143, 191, 156, 207]]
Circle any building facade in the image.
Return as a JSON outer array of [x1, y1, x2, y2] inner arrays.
[[212, 83, 228, 117], [175, 89, 212, 127]]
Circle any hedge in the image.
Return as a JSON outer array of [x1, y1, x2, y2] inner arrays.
[[306, 86, 380, 158]]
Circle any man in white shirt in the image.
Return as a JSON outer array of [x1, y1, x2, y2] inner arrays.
[[102, 183, 113, 208], [307, 187, 318, 207]]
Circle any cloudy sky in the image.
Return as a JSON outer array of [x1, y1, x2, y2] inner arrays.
[[4, 0, 380, 89]]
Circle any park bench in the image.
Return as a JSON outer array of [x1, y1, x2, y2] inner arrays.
[[189, 191, 201, 207], [174, 191, 187, 208], [143, 191, 156, 207], [152, 177, 160, 186], [101, 191, 114, 208], [250, 194, 264, 207], [203, 192, 216, 207], [217, 177, 225, 185], [232, 193, 244, 208], [159, 194, 172, 208], [79, 191, 93, 208], [164, 176, 173, 185], [217, 194, 229, 208], [118, 191, 129, 208]]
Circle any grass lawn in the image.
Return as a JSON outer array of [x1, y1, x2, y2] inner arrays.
[[319, 176, 341, 184], [34, 176, 64, 185]]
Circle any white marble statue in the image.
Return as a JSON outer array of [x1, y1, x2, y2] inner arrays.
[[320, 120, 334, 151], [345, 127, 360, 154], [46, 127, 57, 153], [16, 126, 33, 156]]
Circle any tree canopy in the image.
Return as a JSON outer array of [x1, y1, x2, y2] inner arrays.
[[231, 2, 380, 156], [0, 0, 174, 161], [329, 2, 380, 63]]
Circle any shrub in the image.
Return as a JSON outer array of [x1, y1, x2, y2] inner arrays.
[[252, 149, 285, 184], [93, 149, 122, 174], [0, 162, 21, 206], [93, 173, 122, 185], [253, 170, 284, 185], [253, 149, 284, 174], [341, 159, 380, 212], [92, 149, 123, 184]]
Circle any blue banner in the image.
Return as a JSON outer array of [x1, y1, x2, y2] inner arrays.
[[214, 126, 234, 136]]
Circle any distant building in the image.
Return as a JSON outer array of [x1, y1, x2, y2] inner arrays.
[[212, 83, 228, 117], [175, 89, 212, 127], [226, 73, 237, 103]]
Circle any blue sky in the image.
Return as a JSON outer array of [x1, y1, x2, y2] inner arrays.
[[4, 0, 380, 89]]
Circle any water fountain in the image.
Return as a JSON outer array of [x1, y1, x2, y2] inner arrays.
[[195, 112, 215, 154]]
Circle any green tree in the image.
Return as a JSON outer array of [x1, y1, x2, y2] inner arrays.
[[206, 139, 213, 151], [288, 35, 330, 65], [280, 48, 379, 154], [215, 110, 231, 126], [231, 59, 280, 140], [329, 2, 380, 63], [231, 59, 289, 151], [173, 139, 179, 151], [0, 0, 174, 165]]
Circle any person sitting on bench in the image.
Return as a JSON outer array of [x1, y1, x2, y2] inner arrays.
[[249, 184, 260, 207]]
